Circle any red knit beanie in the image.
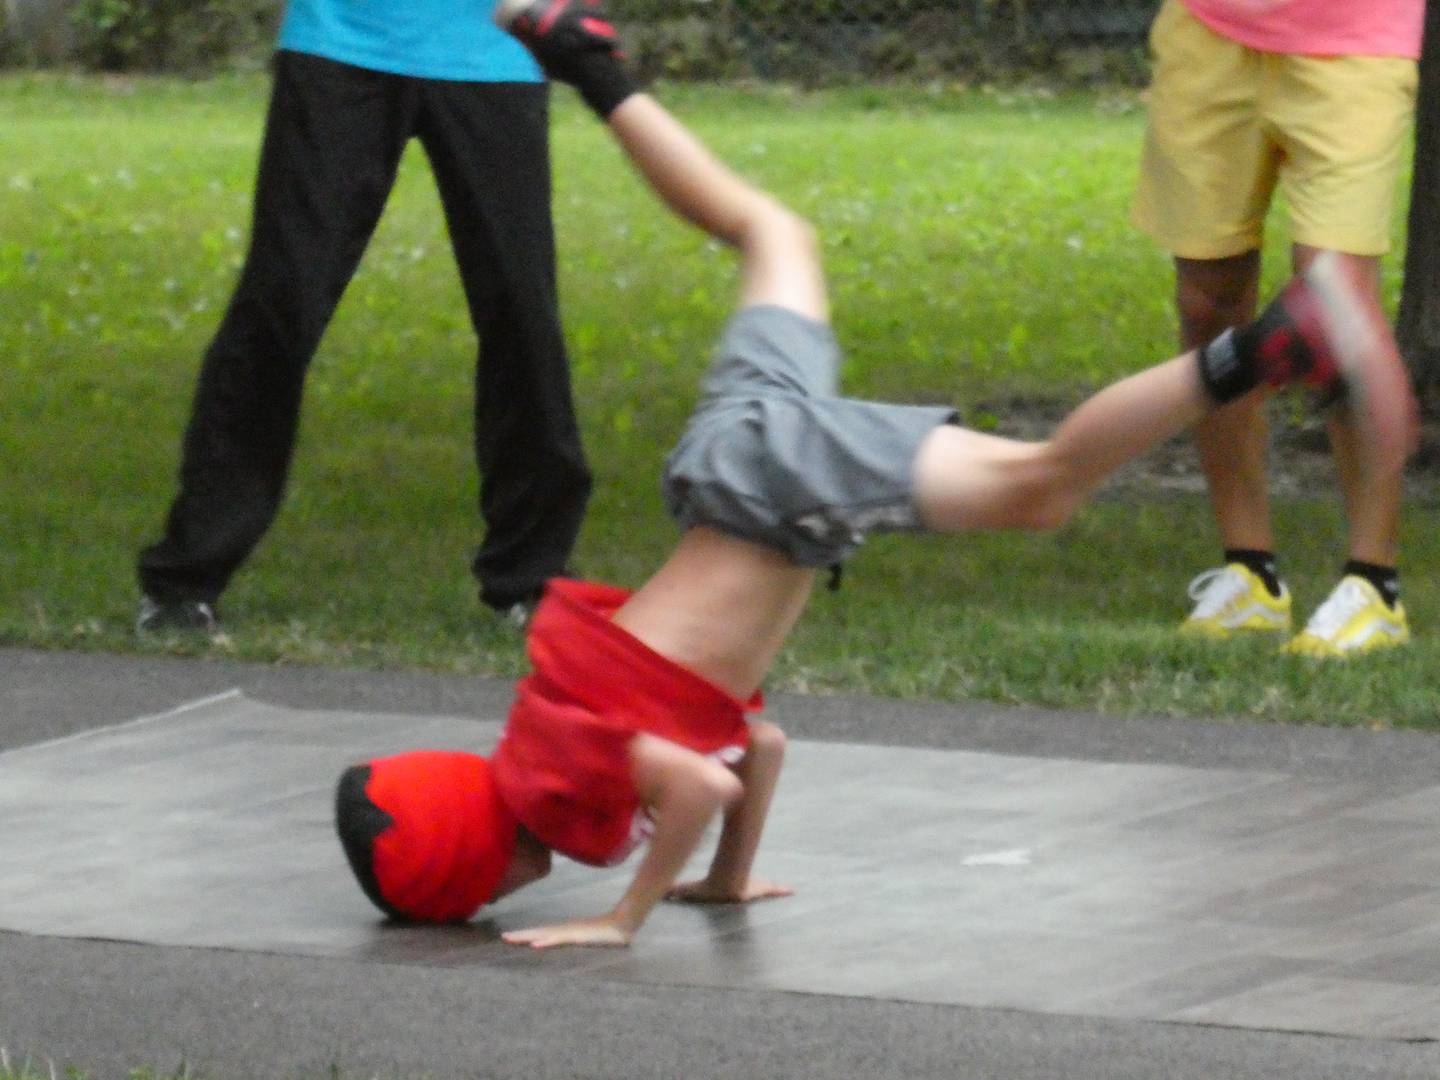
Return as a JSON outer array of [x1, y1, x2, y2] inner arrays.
[[335, 750, 518, 923]]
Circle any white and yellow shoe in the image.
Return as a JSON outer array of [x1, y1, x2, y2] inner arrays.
[[1180, 564, 1292, 638], [1284, 575, 1409, 658]]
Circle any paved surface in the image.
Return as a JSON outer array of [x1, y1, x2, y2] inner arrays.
[[3, 646, 1439, 1079]]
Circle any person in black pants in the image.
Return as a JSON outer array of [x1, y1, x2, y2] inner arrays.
[[137, 0, 591, 635]]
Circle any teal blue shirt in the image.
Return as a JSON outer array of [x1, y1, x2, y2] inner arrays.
[[278, 0, 543, 83]]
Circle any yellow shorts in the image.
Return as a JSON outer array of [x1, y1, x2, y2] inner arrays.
[[1132, 0, 1417, 259]]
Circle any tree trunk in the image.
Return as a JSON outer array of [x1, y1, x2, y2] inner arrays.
[[1398, 0, 1440, 415]]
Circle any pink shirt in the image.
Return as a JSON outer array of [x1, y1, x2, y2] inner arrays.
[[1181, 0, 1423, 59]]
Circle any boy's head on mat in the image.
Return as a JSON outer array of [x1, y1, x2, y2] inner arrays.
[[335, 751, 533, 922]]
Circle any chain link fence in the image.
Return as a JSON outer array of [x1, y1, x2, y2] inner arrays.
[[2, 0, 1159, 80], [615, 0, 1159, 84]]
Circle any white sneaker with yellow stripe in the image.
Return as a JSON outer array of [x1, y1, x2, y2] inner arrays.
[[1284, 575, 1409, 658], [1180, 563, 1292, 638]]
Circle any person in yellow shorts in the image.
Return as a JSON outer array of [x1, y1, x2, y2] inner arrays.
[[1133, 0, 1422, 657]]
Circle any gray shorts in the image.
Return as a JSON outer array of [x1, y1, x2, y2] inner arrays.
[[661, 305, 958, 567]]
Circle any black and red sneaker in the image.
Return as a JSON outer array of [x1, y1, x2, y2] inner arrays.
[[495, 0, 622, 73], [1255, 252, 1419, 474]]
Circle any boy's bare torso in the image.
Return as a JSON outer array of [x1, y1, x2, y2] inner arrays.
[[614, 526, 817, 700]]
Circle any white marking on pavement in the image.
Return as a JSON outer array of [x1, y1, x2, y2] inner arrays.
[[962, 848, 1033, 867]]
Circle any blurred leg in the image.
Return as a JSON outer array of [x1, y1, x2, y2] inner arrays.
[[139, 53, 413, 604], [1291, 245, 1399, 565], [420, 80, 591, 609]]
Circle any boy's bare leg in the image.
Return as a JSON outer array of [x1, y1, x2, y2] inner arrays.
[[917, 251, 1417, 537], [605, 95, 828, 322], [913, 353, 1209, 532]]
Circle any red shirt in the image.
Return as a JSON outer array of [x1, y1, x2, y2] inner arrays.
[[490, 579, 758, 867]]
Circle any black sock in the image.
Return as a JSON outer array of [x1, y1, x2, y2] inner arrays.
[[1224, 548, 1282, 597], [1342, 560, 1400, 608]]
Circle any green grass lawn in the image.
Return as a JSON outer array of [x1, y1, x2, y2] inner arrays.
[[2, 73, 1434, 728]]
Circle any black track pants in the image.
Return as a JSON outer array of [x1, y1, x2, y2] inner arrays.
[[139, 50, 591, 611]]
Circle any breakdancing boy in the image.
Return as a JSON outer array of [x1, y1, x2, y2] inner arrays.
[[335, 0, 1417, 950]]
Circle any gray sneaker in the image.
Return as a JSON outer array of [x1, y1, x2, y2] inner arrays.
[[136, 595, 220, 636]]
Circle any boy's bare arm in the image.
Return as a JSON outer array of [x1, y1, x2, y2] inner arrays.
[[668, 720, 793, 904], [501, 734, 741, 950]]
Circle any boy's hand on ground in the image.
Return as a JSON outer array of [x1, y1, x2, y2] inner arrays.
[[501, 914, 633, 950], [665, 877, 794, 904]]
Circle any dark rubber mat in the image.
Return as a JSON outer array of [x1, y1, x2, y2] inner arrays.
[[2, 692, 1437, 1040]]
